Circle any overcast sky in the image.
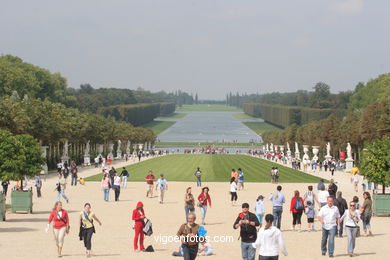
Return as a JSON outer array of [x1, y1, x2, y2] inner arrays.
[[1, 0, 389, 99]]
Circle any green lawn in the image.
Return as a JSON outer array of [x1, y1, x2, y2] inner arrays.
[[232, 113, 261, 120], [155, 142, 262, 147], [142, 121, 176, 135], [158, 113, 187, 119], [177, 104, 242, 112], [243, 122, 281, 134], [85, 154, 323, 183]]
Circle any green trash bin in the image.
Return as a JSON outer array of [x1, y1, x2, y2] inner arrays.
[[373, 193, 390, 216], [0, 192, 5, 221], [11, 188, 33, 214]]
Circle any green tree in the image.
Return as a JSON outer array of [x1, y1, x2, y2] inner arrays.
[[361, 137, 390, 194]]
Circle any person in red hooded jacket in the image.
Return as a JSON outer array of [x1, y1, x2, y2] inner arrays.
[[290, 190, 305, 232], [132, 201, 146, 252]]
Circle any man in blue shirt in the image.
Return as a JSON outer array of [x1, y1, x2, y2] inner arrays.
[[268, 185, 285, 229], [155, 174, 168, 204], [237, 168, 245, 190]]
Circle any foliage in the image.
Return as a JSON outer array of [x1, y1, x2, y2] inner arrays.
[[0, 129, 44, 181], [243, 122, 280, 134], [361, 137, 390, 194], [85, 154, 324, 183], [176, 104, 242, 112], [142, 121, 176, 135]]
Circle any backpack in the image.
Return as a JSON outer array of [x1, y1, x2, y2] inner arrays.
[[294, 198, 304, 210]]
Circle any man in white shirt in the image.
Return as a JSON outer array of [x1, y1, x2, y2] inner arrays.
[[318, 197, 340, 258]]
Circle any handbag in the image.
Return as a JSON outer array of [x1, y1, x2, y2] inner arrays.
[[57, 211, 70, 233]]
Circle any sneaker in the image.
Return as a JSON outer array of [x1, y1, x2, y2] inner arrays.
[[322, 253, 326, 256], [135, 250, 140, 253], [329, 255, 334, 258]]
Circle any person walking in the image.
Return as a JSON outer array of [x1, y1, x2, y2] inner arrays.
[[252, 214, 288, 260], [101, 173, 111, 201], [184, 187, 195, 221], [194, 167, 202, 187], [255, 195, 265, 227], [1, 180, 10, 196], [120, 167, 129, 189], [305, 201, 315, 231], [230, 177, 238, 206], [318, 196, 340, 258], [268, 185, 285, 229], [328, 179, 338, 198], [233, 203, 260, 260], [198, 187, 211, 225], [334, 191, 348, 237], [318, 186, 329, 208], [237, 168, 245, 190], [360, 192, 373, 236], [303, 185, 319, 207], [317, 179, 325, 191], [132, 201, 146, 252], [34, 175, 43, 198], [351, 173, 360, 193], [177, 212, 200, 260], [113, 173, 121, 201], [56, 173, 69, 203], [79, 203, 102, 258], [46, 201, 70, 258], [109, 167, 116, 186], [340, 201, 360, 257], [155, 174, 168, 204], [71, 167, 78, 186], [290, 190, 305, 232], [145, 171, 155, 198], [231, 168, 238, 181]]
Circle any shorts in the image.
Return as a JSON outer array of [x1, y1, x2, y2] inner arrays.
[[308, 218, 314, 223]]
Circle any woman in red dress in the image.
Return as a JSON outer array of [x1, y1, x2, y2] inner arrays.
[[132, 201, 146, 252]]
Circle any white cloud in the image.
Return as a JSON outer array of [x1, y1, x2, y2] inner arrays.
[[330, 0, 364, 15]]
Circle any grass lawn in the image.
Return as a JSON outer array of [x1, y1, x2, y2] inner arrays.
[[142, 121, 176, 135], [155, 142, 262, 147], [232, 113, 261, 120], [177, 104, 242, 112], [243, 122, 281, 134], [86, 154, 323, 183], [158, 113, 187, 119]]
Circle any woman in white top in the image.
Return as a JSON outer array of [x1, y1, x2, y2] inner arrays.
[[230, 177, 238, 206], [318, 185, 329, 208], [113, 173, 121, 201], [340, 201, 361, 257], [252, 214, 288, 260]]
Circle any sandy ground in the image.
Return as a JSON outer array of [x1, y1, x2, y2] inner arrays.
[[0, 155, 389, 260]]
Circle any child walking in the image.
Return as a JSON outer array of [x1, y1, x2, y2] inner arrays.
[[305, 200, 315, 231]]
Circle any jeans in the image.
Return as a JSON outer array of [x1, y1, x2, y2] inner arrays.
[[362, 213, 372, 231], [346, 226, 357, 254], [196, 177, 201, 187], [103, 188, 109, 201], [256, 214, 264, 225], [259, 256, 279, 260], [83, 227, 94, 250], [231, 192, 238, 201], [272, 206, 283, 229], [182, 244, 198, 260], [321, 226, 337, 256], [36, 186, 42, 197], [368, 182, 372, 190], [241, 241, 256, 260], [336, 219, 344, 236], [57, 190, 69, 201], [184, 205, 195, 221], [200, 205, 207, 220], [71, 174, 77, 186], [113, 185, 120, 201], [122, 176, 128, 188]]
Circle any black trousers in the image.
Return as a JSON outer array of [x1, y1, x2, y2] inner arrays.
[[259, 255, 279, 260], [292, 211, 303, 225], [231, 192, 238, 201], [83, 227, 94, 250], [182, 244, 198, 260], [36, 187, 41, 197], [114, 185, 120, 201]]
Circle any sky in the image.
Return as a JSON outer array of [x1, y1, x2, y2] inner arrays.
[[1, 0, 389, 100]]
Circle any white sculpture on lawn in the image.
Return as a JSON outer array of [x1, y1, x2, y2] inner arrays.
[[116, 140, 122, 159], [83, 140, 91, 166], [61, 140, 70, 164], [325, 142, 332, 161], [295, 142, 300, 160], [107, 143, 114, 159], [302, 145, 310, 161], [345, 142, 354, 172], [126, 140, 131, 156], [312, 146, 319, 162], [286, 142, 291, 157], [270, 143, 274, 152]]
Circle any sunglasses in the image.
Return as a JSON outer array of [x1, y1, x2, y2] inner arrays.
[[350, 204, 356, 207]]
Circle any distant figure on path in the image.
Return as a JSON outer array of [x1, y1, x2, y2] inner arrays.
[[184, 187, 195, 221], [340, 201, 360, 257], [71, 167, 78, 186], [177, 213, 200, 260], [237, 168, 245, 190], [230, 177, 238, 206], [155, 174, 168, 204], [120, 167, 129, 188], [303, 185, 319, 207], [79, 203, 102, 258], [101, 173, 111, 201], [231, 168, 238, 181], [360, 192, 373, 236], [194, 167, 202, 187], [317, 179, 325, 191], [305, 201, 315, 231], [34, 175, 42, 198], [252, 214, 288, 259], [56, 173, 69, 203], [290, 190, 304, 232], [113, 173, 121, 201], [328, 179, 338, 198], [198, 187, 212, 225], [318, 196, 340, 258], [351, 173, 360, 193], [318, 186, 329, 208], [233, 202, 260, 260], [132, 202, 146, 252], [145, 171, 155, 198], [334, 191, 348, 237], [46, 201, 70, 258], [269, 185, 285, 229], [254, 195, 265, 227], [1, 180, 10, 196]]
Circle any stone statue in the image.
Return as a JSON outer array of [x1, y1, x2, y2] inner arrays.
[[312, 146, 319, 161], [266, 143, 269, 152], [286, 142, 290, 152], [302, 145, 309, 160], [84, 140, 90, 156], [347, 143, 352, 159], [117, 140, 122, 153], [63, 140, 69, 157], [107, 143, 114, 159], [295, 142, 299, 154], [326, 142, 331, 157], [126, 140, 131, 155], [270, 143, 274, 152], [97, 144, 104, 155]]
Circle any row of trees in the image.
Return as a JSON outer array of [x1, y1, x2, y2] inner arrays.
[[227, 82, 352, 109], [0, 97, 155, 168]]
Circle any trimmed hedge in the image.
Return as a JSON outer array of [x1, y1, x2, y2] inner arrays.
[[98, 102, 176, 126], [243, 103, 345, 128]]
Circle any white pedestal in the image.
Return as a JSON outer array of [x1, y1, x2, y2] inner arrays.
[[346, 158, 354, 173], [325, 155, 332, 161], [84, 156, 91, 166], [116, 152, 122, 160]]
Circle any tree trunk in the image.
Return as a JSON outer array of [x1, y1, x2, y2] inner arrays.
[[383, 183, 386, 194]]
